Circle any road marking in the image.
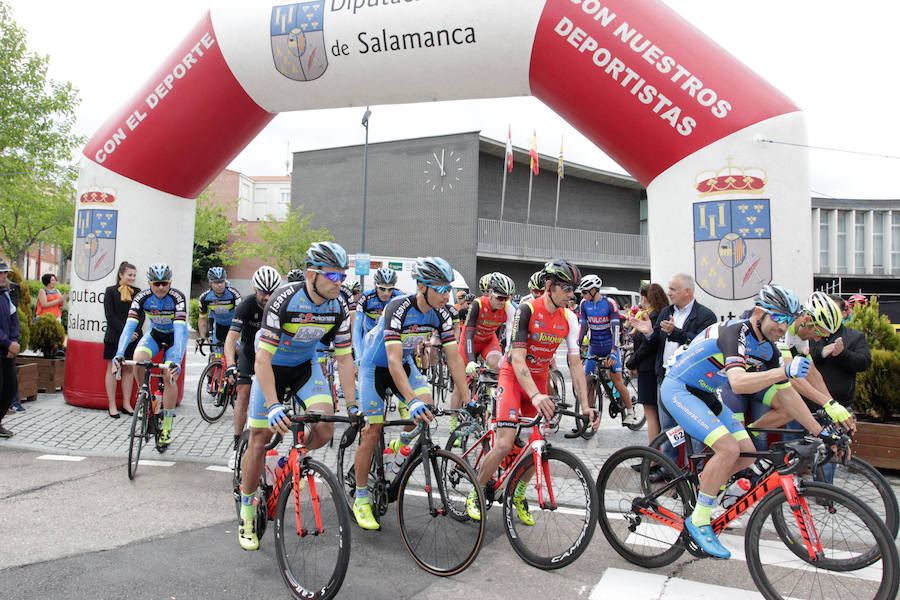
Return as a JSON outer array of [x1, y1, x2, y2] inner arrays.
[[140, 460, 176, 467], [591, 568, 762, 600], [206, 465, 232, 473], [37, 454, 86, 462]]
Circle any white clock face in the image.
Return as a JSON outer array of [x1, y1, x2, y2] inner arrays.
[[424, 148, 463, 193]]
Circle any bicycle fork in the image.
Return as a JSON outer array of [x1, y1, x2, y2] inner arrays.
[[290, 450, 325, 537], [779, 474, 824, 561], [530, 441, 557, 511]]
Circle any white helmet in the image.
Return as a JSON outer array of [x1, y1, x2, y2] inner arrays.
[[252, 265, 282, 294], [577, 274, 603, 293]]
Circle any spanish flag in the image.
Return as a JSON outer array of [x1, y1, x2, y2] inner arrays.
[[529, 130, 539, 175], [505, 125, 514, 173], [557, 136, 564, 180]]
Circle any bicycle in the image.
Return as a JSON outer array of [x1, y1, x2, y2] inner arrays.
[[427, 344, 453, 407], [335, 407, 487, 576], [232, 411, 352, 600], [548, 367, 566, 405], [119, 359, 167, 480], [573, 353, 644, 437], [195, 338, 237, 423], [595, 436, 900, 600], [445, 397, 598, 570]]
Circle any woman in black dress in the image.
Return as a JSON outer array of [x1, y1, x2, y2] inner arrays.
[[625, 283, 668, 443], [103, 261, 142, 418]]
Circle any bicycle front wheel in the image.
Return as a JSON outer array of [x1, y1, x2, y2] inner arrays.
[[127, 392, 151, 480], [274, 459, 352, 600], [503, 446, 598, 569], [621, 371, 645, 431], [746, 481, 899, 600], [197, 360, 228, 423], [398, 447, 486, 576], [828, 456, 898, 540]]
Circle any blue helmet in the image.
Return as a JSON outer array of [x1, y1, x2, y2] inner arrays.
[[373, 267, 397, 286], [305, 241, 349, 270], [207, 266, 226, 282], [147, 263, 172, 283], [754, 284, 801, 317], [411, 257, 454, 286]]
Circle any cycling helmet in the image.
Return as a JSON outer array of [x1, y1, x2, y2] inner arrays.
[[373, 267, 397, 287], [463, 293, 475, 303], [411, 256, 454, 285], [847, 293, 867, 308], [487, 272, 515, 296], [207, 266, 226, 282], [577, 274, 603, 294], [252, 265, 281, 294], [479, 273, 493, 294], [754, 284, 801, 317], [543, 259, 581, 286], [305, 241, 349, 270], [347, 280, 361, 293], [147, 263, 172, 283], [286, 268, 304, 283], [528, 270, 544, 291], [805, 291, 842, 334]]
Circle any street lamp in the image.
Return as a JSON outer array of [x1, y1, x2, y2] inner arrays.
[[361, 107, 371, 253]]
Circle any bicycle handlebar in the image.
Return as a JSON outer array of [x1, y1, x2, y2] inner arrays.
[[195, 338, 223, 357], [115, 359, 169, 381]]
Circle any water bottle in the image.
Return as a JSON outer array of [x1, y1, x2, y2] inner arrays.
[[606, 378, 619, 400], [389, 445, 412, 477], [264, 449, 279, 487], [500, 437, 526, 470], [275, 456, 287, 485], [749, 458, 773, 478], [382, 447, 395, 473], [721, 477, 751, 508]]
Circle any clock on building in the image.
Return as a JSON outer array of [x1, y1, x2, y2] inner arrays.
[[423, 148, 463, 193]]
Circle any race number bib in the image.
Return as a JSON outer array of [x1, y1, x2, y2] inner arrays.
[[665, 425, 685, 448]]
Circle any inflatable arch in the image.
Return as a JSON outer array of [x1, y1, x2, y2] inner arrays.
[[65, 0, 812, 406]]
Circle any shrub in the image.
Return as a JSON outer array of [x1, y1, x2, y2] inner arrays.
[[854, 349, 900, 422], [848, 296, 900, 353], [7, 267, 31, 350], [189, 298, 200, 331], [30, 314, 67, 357]]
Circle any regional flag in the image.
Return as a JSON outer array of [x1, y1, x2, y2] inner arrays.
[[529, 130, 539, 175], [505, 125, 514, 173], [557, 136, 564, 180]]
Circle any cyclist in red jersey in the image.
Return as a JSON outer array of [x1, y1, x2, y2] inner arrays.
[[460, 272, 517, 373], [466, 260, 600, 521]]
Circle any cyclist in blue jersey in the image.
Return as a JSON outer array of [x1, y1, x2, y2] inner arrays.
[[352, 267, 402, 359], [632, 284, 838, 559], [197, 267, 242, 352], [237, 242, 356, 551], [112, 263, 188, 449], [351, 257, 470, 530], [577, 275, 638, 425]]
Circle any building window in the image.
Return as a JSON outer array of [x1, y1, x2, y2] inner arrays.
[[873, 211, 884, 272], [639, 198, 647, 236], [836, 210, 847, 273], [893, 211, 900, 274], [819, 210, 829, 269], [854, 211, 865, 271]]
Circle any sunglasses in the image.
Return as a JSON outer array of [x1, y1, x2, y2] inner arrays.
[[426, 283, 452, 294], [764, 310, 794, 325], [376, 286, 394, 293], [554, 282, 575, 293], [493, 294, 510, 302], [151, 281, 170, 287], [311, 269, 346, 283]]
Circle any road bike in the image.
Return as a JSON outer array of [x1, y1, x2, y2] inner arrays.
[[572, 354, 644, 437], [595, 435, 899, 600], [232, 411, 352, 600], [119, 359, 167, 480], [195, 338, 237, 423], [445, 397, 598, 570], [427, 344, 453, 407], [335, 407, 486, 576]]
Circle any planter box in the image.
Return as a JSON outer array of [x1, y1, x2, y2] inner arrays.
[[18, 355, 65, 392], [852, 421, 900, 470], [14, 361, 38, 402]]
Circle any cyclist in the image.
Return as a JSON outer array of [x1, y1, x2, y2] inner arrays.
[[633, 284, 838, 559], [237, 242, 356, 551], [518, 270, 544, 304], [352, 257, 470, 530], [577, 274, 638, 425], [461, 272, 516, 374], [197, 267, 242, 356], [466, 260, 600, 522], [223, 266, 282, 468], [112, 264, 188, 449], [286, 268, 304, 283], [352, 267, 402, 359]]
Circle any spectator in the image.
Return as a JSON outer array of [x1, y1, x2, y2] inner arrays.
[[0, 261, 21, 437], [35, 273, 68, 321], [625, 283, 668, 443], [103, 261, 142, 418]]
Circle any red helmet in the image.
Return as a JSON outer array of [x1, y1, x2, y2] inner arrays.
[[847, 294, 867, 307]]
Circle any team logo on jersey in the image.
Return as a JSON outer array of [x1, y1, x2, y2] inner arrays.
[[74, 208, 117, 281], [693, 198, 771, 300], [271, 2, 327, 81]]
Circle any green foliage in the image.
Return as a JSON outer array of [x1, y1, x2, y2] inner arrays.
[[25, 279, 68, 299], [255, 205, 332, 273], [854, 349, 900, 423], [29, 313, 65, 357], [189, 298, 200, 331], [192, 191, 252, 285], [7, 265, 30, 349], [847, 296, 900, 353], [0, 3, 83, 270]]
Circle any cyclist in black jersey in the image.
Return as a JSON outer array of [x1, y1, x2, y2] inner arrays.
[[224, 266, 281, 462]]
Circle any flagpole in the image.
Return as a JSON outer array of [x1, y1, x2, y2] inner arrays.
[[553, 172, 561, 228], [526, 168, 533, 226], [499, 159, 507, 253]]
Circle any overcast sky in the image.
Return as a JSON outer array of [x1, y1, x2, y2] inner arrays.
[[7, 0, 899, 199]]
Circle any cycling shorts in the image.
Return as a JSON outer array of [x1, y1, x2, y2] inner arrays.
[[584, 346, 622, 375], [210, 322, 230, 345], [495, 368, 547, 430], [458, 333, 502, 364], [236, 348, 255, 385], [359, 362, 422, 423], [248, 361, 331, 428], [658, 377, 749, 448], [135, 330, 180, 364], [719, 382, 778, 424]]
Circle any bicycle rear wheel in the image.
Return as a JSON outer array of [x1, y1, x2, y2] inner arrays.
[[746, 481, 899, 600], [335, 424, 376, 511], [232, 429, 250, 518], [274, 459, 351, 600], [596, 446, 692, 568], [503, 446, 598, 569], [197, 360, 228, 423], [828, 457, 898, 540], [620, 371, 645, 431], [127, 391, 151, 480], [397, 447, 486, 576]]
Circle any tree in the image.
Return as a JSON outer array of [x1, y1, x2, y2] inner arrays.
[[255, 205, 332, 273], [0, 2, 83, 272], [192, 191, 252, 285]]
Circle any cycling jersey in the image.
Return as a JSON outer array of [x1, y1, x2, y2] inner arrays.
[[230, 295, 265, 382], [352, 287, 402, 357], [117, 288, 188, 363], [198, 286, 241, 326], [578, 296, 620, 356], [258, 282, 352, 368], [361, 294, 456, 368], [460, 295, 516, 363]]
